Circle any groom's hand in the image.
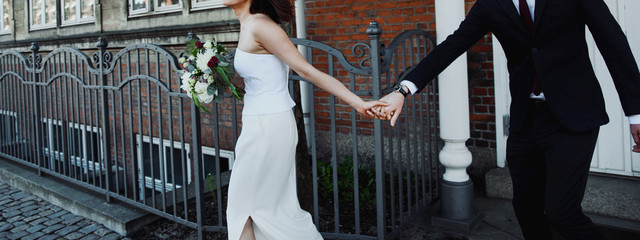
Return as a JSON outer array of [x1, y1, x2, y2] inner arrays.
[[374, 92, 405, 126]]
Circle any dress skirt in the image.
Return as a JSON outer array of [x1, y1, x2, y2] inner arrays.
[[226, 110, 323, 240]]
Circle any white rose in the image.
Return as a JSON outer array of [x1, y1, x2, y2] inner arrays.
[[204, 41, 213, 49], [194, 81, 209, 94], [207, 76, 215, 84], [179, 57, 187, 64], [198, 92, 215, 103]]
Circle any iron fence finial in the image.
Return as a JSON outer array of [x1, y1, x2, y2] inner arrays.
[[366, 21, 382, 36], [187, 32, 200, 42]]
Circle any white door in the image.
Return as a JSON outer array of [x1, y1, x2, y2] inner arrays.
[[493, 0, 640, 176]]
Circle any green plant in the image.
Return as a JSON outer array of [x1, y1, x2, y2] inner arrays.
[[317, 156, 377, 206], [205, 173, 217, 204]]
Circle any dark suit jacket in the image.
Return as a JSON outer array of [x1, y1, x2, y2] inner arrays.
[[405, 0, 640, 133]]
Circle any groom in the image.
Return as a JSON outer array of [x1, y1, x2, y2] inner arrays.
[[375, 0, 640, 239]]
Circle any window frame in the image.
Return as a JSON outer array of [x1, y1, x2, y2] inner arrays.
[[29, 0, 57, 31], [42, 118, 65, 165], [136, 134, 192, 195], [128, 0, 183, 17], [0, 0, 11, 35], [61, 0, 96, 27], [0, 110, 18, 145], [42, 118, 105, 173], [190, 0, 224, 11], [67, 122, 104, 173], [201, 146, 234, 178]]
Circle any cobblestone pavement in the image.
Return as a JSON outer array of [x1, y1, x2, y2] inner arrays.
[[0, 180, 129, 240]]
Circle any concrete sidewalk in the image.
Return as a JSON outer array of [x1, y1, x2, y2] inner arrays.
[[395, 193, 640, 240]]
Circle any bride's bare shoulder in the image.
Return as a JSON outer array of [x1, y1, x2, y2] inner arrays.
[[245, 14, 281, 32]]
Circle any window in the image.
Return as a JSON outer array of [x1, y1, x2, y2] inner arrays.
[[191, 0, 223, 11], [1, 0, 10, 34], [42, 119, 104, 173], [29, 0, 57, 30], [137, 135, 191, 198], [42, 119, 65, 165], [201, 147, 234, 179], [62, 0, 95, 26], [0, 110, 17, 145], [129, 0, 182, 16], [68, 123, 104, 173]]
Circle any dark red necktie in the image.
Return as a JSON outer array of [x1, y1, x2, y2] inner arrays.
[[519, 0, 541, 95]]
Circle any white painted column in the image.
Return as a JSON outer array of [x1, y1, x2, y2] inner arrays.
[[435, 0, 472, 186], [432, 0, 481, 229]]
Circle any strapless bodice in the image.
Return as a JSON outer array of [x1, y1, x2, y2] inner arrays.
[[234, 49, 296, 115]]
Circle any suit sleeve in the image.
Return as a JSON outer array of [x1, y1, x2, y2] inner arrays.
[[404, 0, 491, 93], [581, 0, 640, 116]]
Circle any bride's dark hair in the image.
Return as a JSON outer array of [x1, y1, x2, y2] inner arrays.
[[250, 0, 293, 24]]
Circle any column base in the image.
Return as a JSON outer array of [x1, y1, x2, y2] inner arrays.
[[431, 179, 484, 232], [432, 212, 484, 232]]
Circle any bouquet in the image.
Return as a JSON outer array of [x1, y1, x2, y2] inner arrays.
[[179, 38, 244, 112]]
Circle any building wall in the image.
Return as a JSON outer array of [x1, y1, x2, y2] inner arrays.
[[0, 1, 239, 51], [303, 0, 496, 149], [0, 0, 497, 150]]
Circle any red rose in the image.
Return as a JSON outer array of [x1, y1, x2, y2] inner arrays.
[[195, 41, 204, 48], [207, 56, 220, 68]]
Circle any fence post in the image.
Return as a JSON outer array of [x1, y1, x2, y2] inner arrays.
[[186, 32, 205, 240], [96, 37, 113, 202], [30, 42, 43, 176], [367, 21, 386, 240]]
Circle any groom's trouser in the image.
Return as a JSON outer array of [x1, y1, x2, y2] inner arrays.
[[506, 100, 605, 240]]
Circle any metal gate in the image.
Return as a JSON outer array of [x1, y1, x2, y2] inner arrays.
[[0, 21, 439, 239]]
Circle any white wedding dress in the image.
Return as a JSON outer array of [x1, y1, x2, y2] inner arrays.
[[226, 49, 323, 240]]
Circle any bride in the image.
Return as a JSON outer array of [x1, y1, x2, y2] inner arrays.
[[221, 0, 387, 239]]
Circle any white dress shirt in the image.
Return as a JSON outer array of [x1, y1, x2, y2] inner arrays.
[[399, 0, 640, 124]]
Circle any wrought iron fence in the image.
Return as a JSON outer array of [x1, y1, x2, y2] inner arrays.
[[0, 21, 439, 239]]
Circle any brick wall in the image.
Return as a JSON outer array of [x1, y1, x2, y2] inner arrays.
[[304, 0, 496, 149]]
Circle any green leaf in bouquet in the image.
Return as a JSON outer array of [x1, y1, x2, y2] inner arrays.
[[216, 44, 226, 55], [216, 67, 243, 101], [187, 39, 199, 57], [203, 68, 212, 75], [192, 91, 212, 114], [207, 84, 217, 95]]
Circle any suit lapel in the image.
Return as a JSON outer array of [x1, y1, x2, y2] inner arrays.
[[533, 0, 548, 33], [496, 0, 530, 35]]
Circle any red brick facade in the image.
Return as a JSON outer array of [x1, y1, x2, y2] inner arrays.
[[303, 0, 496, 148]]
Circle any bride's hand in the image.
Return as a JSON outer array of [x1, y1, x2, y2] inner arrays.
[[355, 100, 389, 118]]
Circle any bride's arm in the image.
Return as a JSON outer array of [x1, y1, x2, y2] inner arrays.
[[249, 16, 386, 117]]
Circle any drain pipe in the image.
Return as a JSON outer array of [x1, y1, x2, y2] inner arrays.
[[295, 0, 312, 149]]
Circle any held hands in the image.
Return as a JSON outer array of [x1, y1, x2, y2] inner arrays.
[[354, 100, 390, 118], [632, 124, 640, 153], [372, 92, 405, 126]]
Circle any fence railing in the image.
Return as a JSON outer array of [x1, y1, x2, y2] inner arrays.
[[0, 21, 439, 240]]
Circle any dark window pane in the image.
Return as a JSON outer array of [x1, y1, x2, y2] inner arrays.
[[41, 122, 48, 148], [86, 131, 100, 162], [70, 128, 82, 158], [167, 146, 184, 185], [203, 153, 230, 178], [142, 142, 161, 179], [0, 115, 6, 143], [53, 124, 64, 152]]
